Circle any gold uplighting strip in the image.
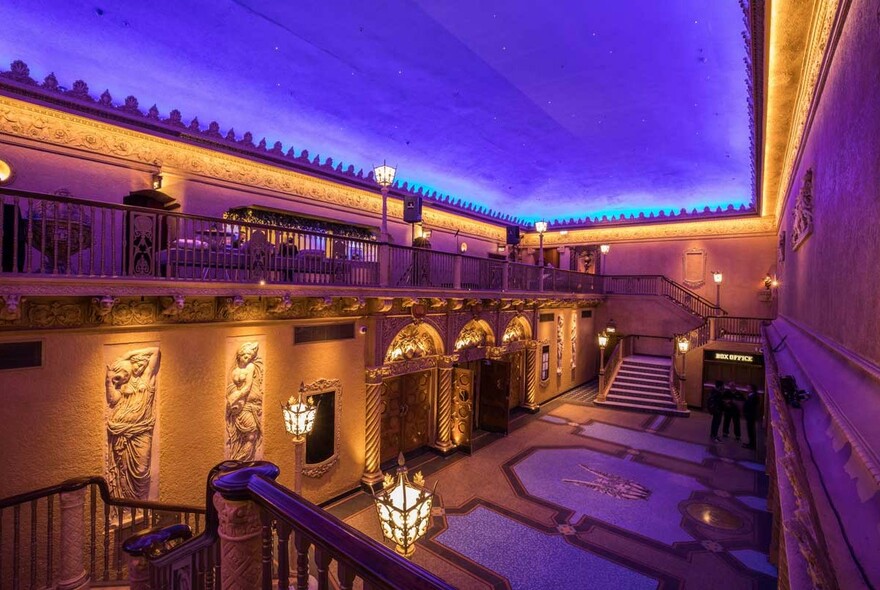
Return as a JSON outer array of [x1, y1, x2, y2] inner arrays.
[[521, 215, 776, 247], [0, 95, 506, 242], [763, 0, 843, 221]]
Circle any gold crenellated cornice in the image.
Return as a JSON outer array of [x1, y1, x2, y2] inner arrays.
[[0, 94, 506, 242]]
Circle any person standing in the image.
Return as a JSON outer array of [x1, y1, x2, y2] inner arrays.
[[742, 384, 760, 449], [722, 381, 743, 441], [707, 381, 725, 443]]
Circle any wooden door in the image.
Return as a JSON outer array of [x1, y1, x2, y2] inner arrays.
[[380, 371, 433, 463], [452, 367, 474, 454], [478, 360, 511, 434]]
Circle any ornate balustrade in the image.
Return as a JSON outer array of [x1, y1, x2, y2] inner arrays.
[[138, 461, 453, 590], [0, 476, 204, 589], [1, 189, 604, 296], [715, 316, 765, 343]]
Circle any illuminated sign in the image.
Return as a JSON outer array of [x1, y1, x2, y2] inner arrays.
[[704, 350, 764, 365]]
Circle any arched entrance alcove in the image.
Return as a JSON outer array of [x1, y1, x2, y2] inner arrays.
[[378, 322, 446, 465]]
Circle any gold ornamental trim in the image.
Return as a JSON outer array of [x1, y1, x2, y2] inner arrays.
[[0, 95, 506, 241]]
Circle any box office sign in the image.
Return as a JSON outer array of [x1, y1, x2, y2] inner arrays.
[[704, 350, 764, 366]]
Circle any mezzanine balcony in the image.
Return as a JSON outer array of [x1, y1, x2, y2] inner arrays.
[[0, 188, 601, 300]]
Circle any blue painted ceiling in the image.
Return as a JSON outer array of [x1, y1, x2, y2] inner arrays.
[[1, 0, 752, 223]]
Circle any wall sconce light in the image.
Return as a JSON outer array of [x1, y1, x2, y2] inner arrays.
[[497, 244, 507, 253], [422, 229, 432, 239], [559, 230, 569, 236], [0, 159, 14, 186], [460, 242, 468, 253], [151, 173, 163, 190], [374, 453, 435, 557], [763, 274, 779, 289], [599, 244, 611, 254], [605, 318, 617, 334], [712, 271, 723, 284]]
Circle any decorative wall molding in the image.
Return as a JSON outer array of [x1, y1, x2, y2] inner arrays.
[[556, 315, 564, 375], [300, 378, 342, 479], [773, 0, 847, 221], [790, 169, 814, 251], [682, 248, 707, 288]]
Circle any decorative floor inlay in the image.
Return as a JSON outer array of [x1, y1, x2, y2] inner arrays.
[[685, 502, 744, 530], [333, 400, 776, 589]]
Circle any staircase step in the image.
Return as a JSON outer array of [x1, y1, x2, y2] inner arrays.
[[625, 355, 672, 366], [594, 399, 689, 417], [605, 394, 677, 408], [619, 365, 670, 376], [617, 370, 669, 383], [614, 377, 670, 390], [609, 387, 673, 401]]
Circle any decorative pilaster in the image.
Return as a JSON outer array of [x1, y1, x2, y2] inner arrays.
[[524, 341, 539, 412], [57, 488, 89, 590], [362, 367, 388, 488], [434, 354, 459, 454], [127, 554, 150, 590], [213, 494, 263, 590]]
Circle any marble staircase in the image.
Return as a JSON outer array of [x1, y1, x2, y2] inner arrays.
[[594, 356, 689, 416]]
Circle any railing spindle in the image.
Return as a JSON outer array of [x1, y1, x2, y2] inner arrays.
[[276, 522, 291, 590], [103, 501, 110, 580], [294, 532, 310, 590], [30, 499, 37, 587], [314, 546, 330, 590]]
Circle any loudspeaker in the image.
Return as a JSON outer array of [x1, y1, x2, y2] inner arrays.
[[506, 225, 521, 245], [403, 195, 423, 223]]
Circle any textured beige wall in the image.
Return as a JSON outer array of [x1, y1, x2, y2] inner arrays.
[[776, 0, 880, 366], [0, 320, 367, 505], [602, 235, 777, 318]]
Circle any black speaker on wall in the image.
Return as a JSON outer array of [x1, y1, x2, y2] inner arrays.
[[403, 195, 423, 223], [506, 225, 521, 245]]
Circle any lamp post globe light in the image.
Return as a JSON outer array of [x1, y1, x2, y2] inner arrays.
[[374, 453, 435, 558], [676, 335, 691, 377], [599, 243, 610, 273], [281, 382, 318, 495], [711, 270, 723, 308], [373, 161, 397, 241], [534, 221, 548, 267]]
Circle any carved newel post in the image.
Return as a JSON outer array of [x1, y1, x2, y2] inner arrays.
[[362, 368, 388, 488], [434, 354, 458, 453], [57, 487, 89, 590], [523, 341, 539, 412], [212, 463, 281, 590]]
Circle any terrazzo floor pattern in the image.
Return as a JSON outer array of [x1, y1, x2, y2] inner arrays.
[[331, 399, 776, 589]]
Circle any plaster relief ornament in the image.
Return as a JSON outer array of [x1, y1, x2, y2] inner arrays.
[[556, 315, 564, 375], [563, 464, 651, 501], [105, 347, 160, 500], [385, 324, 437, 363], [570, 313, 578, 370], [225, 341, 264, 462], [91, 296, 118, 322], [0, 294, 23, 321], [791, 169, 814, 251]]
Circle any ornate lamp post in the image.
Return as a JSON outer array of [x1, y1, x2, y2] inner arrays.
[[676, 335, 690, 376], [373, 161, 397, 241], [597, 331, 609, 370], [373, 453, 435, 558], [712, 270, 723, 308], [535, 221, 548, 292], [281, 382, 317, 495]]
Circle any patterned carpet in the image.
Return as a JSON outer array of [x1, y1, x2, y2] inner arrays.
[[329, 394, 776, 589]]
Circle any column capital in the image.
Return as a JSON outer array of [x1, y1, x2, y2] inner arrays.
[[438, 354, 459, 368], [365, 366, 391, 383]]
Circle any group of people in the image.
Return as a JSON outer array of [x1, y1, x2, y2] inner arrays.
[[707, 380, 760, 449]]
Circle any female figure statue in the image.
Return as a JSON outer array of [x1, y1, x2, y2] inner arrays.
[[105, 347, 161, 500], [226, 341, 264, 461]]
